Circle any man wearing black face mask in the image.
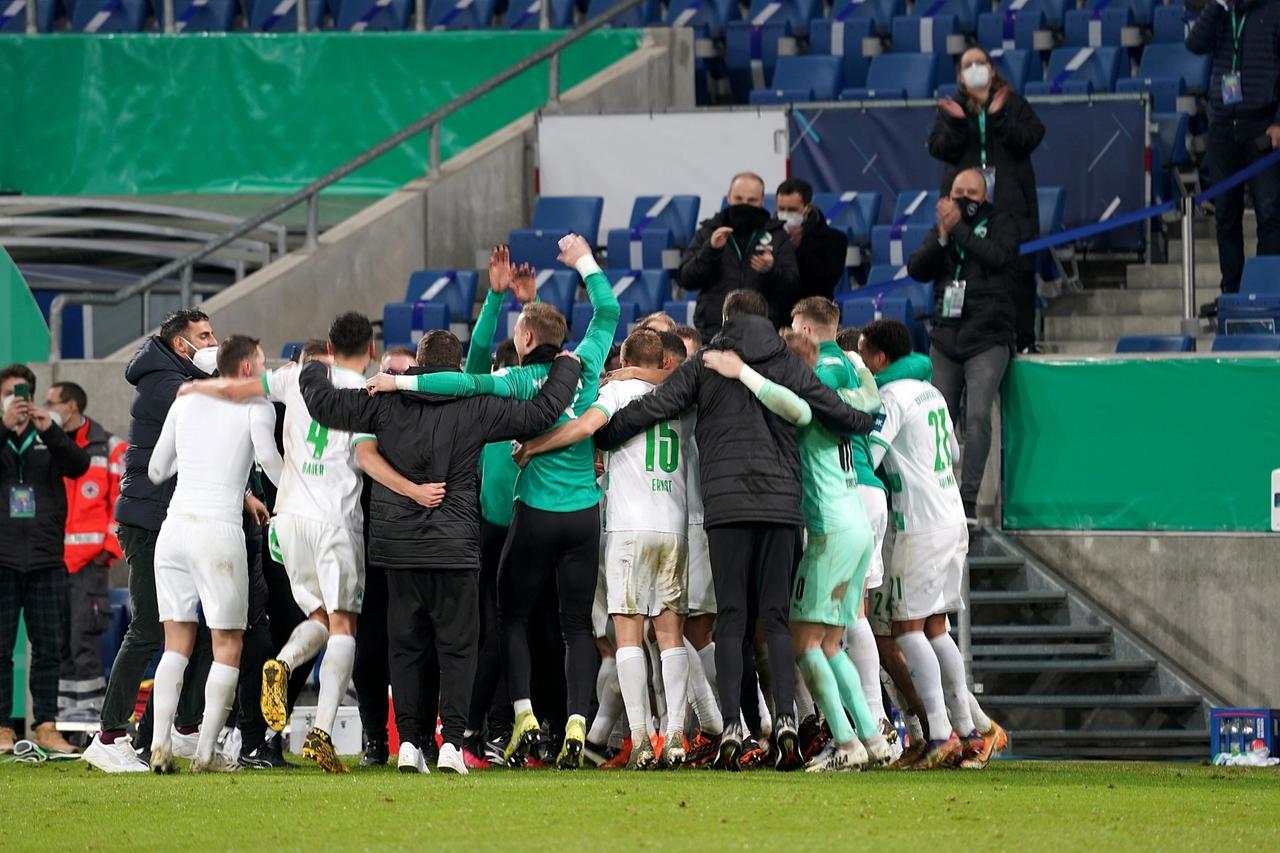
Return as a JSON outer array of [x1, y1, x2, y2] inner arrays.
[[679, 172, 801, 338], [907, 168, 1018, 522]]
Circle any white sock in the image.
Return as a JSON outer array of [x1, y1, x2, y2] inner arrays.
[[277, 620, 329, 673], [588, 657, 622, 744], [756, 682, 772, 737], [969, 691, 994, 734], [696, 642, 718, 695], [615, 646, 652, 745], [645, 640, 667, 735], [513, 698, 532, 717], [906, 712, 925, 745], [929, 633, 976, 736], [794, 664, 816, 720], [659, 647, 690, 743], [683, 637, 722, 735], [315, 635, 356, 735], [150, 651, 188, 752], [846, 619, 887, 722], [196, 662, 239, 763], [896, 631, 951, 741]]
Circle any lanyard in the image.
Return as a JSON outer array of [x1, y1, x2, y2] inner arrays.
[[1230, 10, 1247, 73], [952, 218, 989, 281], [728, 230, 759, 261], [978, 109, 988, 169], [6, 430, 37, 483]]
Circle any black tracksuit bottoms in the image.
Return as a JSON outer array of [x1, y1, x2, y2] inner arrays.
[[386, 569, 477, 749], [497, 502, 598, 720], [706, 523, 797, 726]]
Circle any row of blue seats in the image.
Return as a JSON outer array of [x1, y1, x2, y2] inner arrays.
[[1118, 334, 1280, 353]]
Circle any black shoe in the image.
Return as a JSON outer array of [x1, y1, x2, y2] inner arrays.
[[1198, 300, 1220, 319], [361, 739, 389, 767], [422, 740, 440, 767], [773, 714, 803, 772], [484, 734, 509, 767], [1017, 343, 1043, 355], [241, 737, 291, 769], [798, 713, 823, 759], [712, 722, 743, 771]]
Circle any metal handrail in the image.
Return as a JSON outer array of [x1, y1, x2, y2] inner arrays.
[[48, 0, 647, 360]]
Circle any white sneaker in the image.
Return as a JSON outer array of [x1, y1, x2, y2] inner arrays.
[[806, 739, 867, 772], [436, 743, 468, 775], [83, 734, 149, 773], [172, 727, 199, 759], [863, 733, 892, 767], [189, 752, 239, 773], [397, 742, 429, 774], [216, 726, 243, 765]]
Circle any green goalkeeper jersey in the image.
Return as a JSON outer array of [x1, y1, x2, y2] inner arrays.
[[398, 267, 620, 513], [815, 340, 884, 495]]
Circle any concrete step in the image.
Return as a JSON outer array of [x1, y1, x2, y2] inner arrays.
[[1008, 729, 1210, 759], [982, 694, 1203, 709], [969, 590, 1067, 607], [1044, 287, 1183, 316], [967, 556, 1025, 572], [1043, 313, 1193, 341], [973, 643, 1112, 658], [1125, 262, 1221, 291], [973, 659, 1156, 674], [971, 625, 1114, 642]]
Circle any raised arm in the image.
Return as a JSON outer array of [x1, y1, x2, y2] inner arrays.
[[703, 349, 812, 427], [298, 360, 384, 433], [678, 220, 725, 292], [837, 351, 881, 414], [178, 375, 268, 402], [928, 106, 970, 164], [561, 235, 621, 379], [248, 401, 283, 487], [465, 245, 517, 375]]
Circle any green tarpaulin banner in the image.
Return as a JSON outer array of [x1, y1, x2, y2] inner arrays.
[[1002, 357, 1280, 532], [0, 247, 49, 365], [0, 31, 641, 196]]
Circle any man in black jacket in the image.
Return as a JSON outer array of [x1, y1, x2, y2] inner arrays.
[[1187, 0, 1280, 315], [85, 308, 222, 773], [594, 290, 874, 771], [908, 168, 1018, 521], [299, 332, 582, 775], [0, 364, 90, 755], [776, 178, 850, 303], [679, 172, 801, 338]]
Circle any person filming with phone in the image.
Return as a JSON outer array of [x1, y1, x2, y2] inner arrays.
[[0, 364, 91, 756]]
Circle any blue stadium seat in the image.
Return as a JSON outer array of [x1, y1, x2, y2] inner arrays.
[[585, 0, 660, 27], [1115, 335, 1195, 353], [248, 0, 330, 31], [332, 0, 413, 29], [70, 0, 148, 31], [606, 195, 701, 270], [509, 196, 605, 270], [1024, 46, 1125, 96], [724, 20, 793, 103], [994, 49, 1038, 95], [809, 16, 877, 91], [891, 189, 940, 225], [745, 0, 821, 37], [382, 269, 479, 348], [992, 0, 1068, 30], [0, 0, 56, 32], [891, 13, 960, 56], [813, 191, 882, 246], [1152, 3, 1190, 43], [384, 302, 449, 350], [749, 55, 844, 104], [840, 296, 925, 348], [865, 263, 911, 288], [663, 300, 697, 326], [854, 272, 934, 318], [1085, 0, 1153, 26], [908, 0, 979, 31], [427, 0, 498, 28], [1211, 334, 1280, 352], [842, 52, 941, 100], [569, 301, 639, 345], [1037, 186, 1065, 239], [1063, 7, 1136, 48], [665, 0, 740, 38], [1218, 257, 1280, 335], [280, 342, 305, 359], [1115, 43, 1212, 112], [827, 0, 903, 36], [506, 0, 575, 28], [164, 0, 238, 31], [870, 223, 935, 266], [405, 269, 480, 321], [604, 269, 671, 317], [976, 10, 1046, 53], [506, 269, 580, 319]]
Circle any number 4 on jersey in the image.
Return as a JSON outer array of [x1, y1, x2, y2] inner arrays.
[[305, 419, 330, 460]]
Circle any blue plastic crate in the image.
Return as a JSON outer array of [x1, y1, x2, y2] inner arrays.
[[1210, 707, 1280, 759]]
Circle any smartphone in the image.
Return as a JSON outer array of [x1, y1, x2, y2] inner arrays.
[[289, 346, 303, 364], [13, 382, 30, 401]]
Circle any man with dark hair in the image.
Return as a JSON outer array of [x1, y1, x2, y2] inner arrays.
[[835, 327, 861, 352], [722, 288, 770, 321], [776, 178, 850, 304], [300, 329, 583, 776], [417, 330, 463, 369], [674, 324, 703, 358], [0, 365, 91, 755], [145, 335, 283, 774], [680, 172, 800, 338], [85, 308, 226, 773], [300, 339, 329, 362], [657, 330, 689, 369], [43, 381, 126, 722], [594, 295, 875, 771]]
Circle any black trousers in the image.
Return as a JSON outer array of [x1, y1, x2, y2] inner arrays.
[[0, 566, 65, 726], [60, 563, 109, 713], [261, 545, 310, 711], [497, 502, 598, 720], [353, 560, 390, 745], [1012, 254, 1038, 350], [386, 570, 478, 749], [706, 523, 797, 726], [101, 524, 210, 733], [467, 521, 512, 736], [1208, 116, 1280, 295]]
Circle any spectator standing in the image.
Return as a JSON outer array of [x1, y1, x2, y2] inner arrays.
[[907, 168, 1019, 521], [0, 364, 90, 755], [929, 48, 1045, 353], [1187, 0, 1280, 316], [43, 381, 124, 722], [776, 178, 850, 303], [680, 172, 800, 338]]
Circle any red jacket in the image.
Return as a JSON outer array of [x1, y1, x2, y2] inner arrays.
[[63, 418, 125, 574]]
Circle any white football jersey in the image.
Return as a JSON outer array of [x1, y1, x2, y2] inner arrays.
[[683, 410, 704, 526], [868, 377, 965, 534], [592, 378, 687, 535], [264, 364, 372, 532]]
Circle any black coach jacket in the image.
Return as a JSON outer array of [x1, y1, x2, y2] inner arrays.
[[0, 420, 90, 572]]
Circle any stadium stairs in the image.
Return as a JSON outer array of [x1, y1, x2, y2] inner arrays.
[[965, 527, 1215, 760], [1042, 211, 1257, 355]]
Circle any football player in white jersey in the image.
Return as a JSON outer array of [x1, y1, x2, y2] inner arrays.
[[516, 329, 694, 768], [858, 319, 1005, 770], [146, 335, 283, 773]]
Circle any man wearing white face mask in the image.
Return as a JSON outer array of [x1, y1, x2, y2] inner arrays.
[[85, 308, 237, 773], [775, 178, 850, 305]]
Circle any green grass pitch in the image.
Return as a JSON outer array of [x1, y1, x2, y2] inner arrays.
[[2, 759, 1278, 850]]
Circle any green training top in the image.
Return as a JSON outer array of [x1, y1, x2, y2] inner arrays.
[[815, 340, 885, 494], [400, 267, 621, 513], [466, 286, 521, 528]]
